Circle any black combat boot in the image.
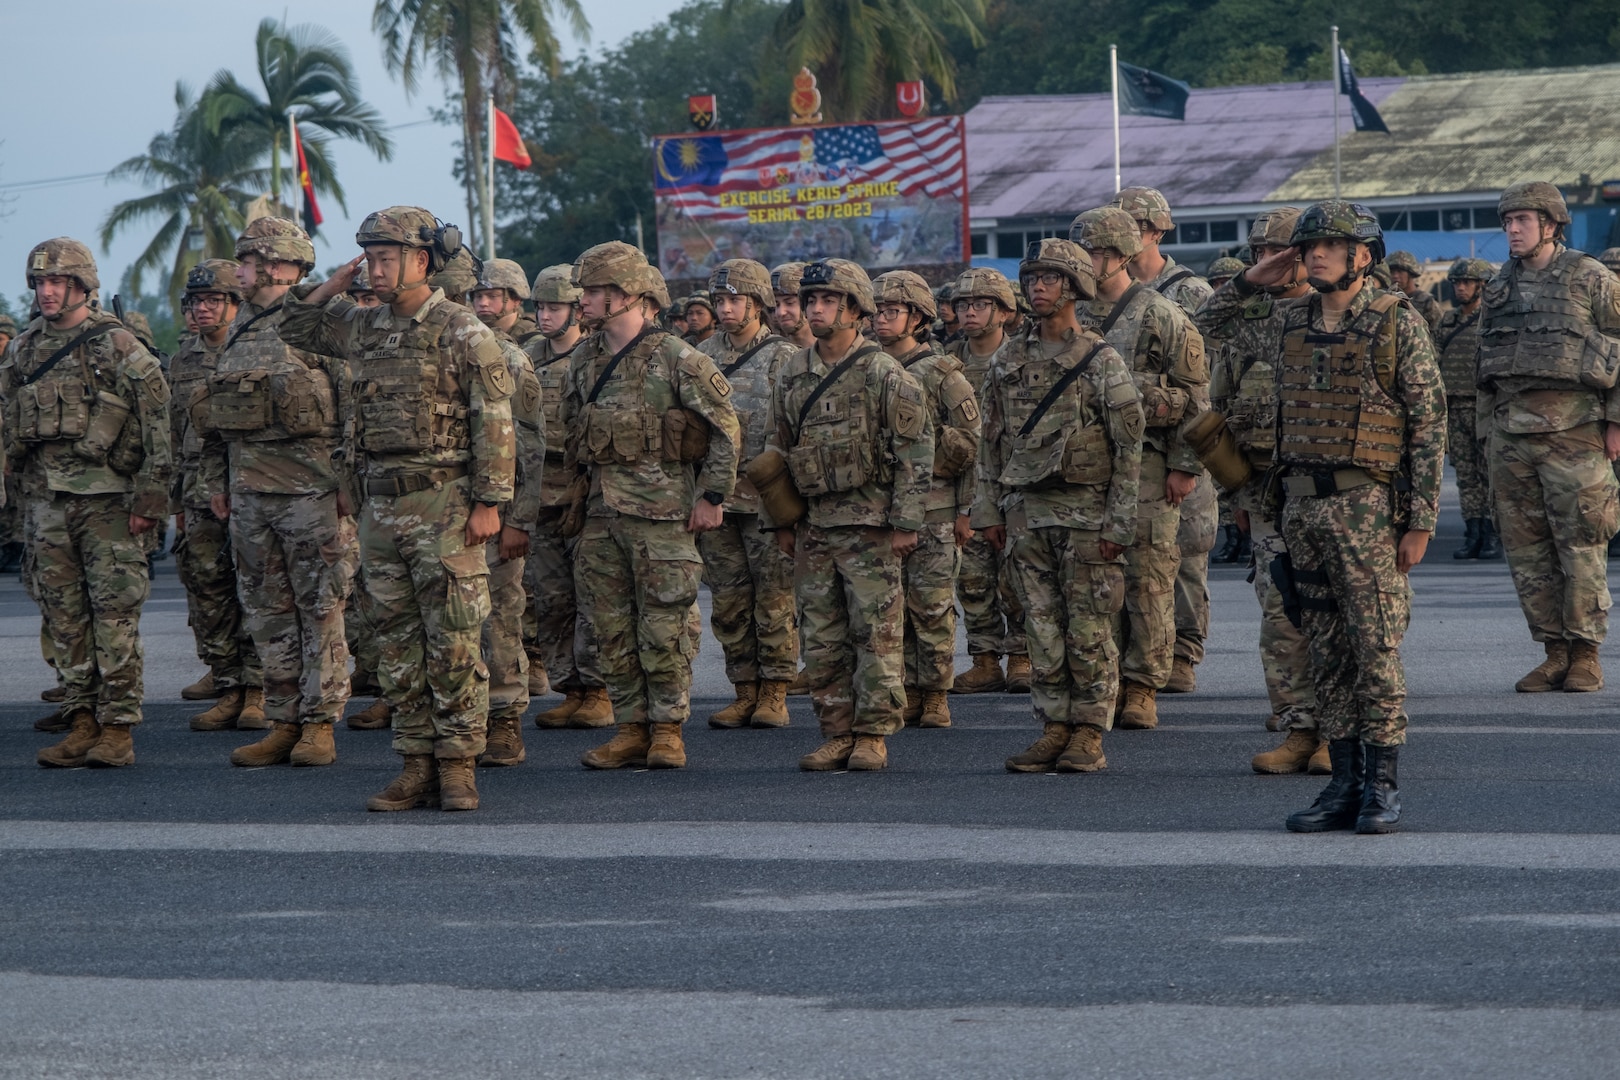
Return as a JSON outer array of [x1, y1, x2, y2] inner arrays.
[[0, 541, 23, 574], [1285, 739, 1365, 832], [1212, 524, 1237, 563], [1477, 519, 1503, 561], [1609, 532, 1620, 561], [1452, 518, 1480, 560], [1232, 529, 1252, 565], [1355, 743, 1401, 834]]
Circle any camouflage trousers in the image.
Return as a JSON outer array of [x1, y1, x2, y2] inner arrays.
[[1447, 396, 1490, 521], [28, 491, 149, 727], [797, 523, 905, 737], [903, 518, 961, 691], [1490, 423, 1618, 646], [230, 491, 355, 727], [483, 539, 529, 723], [1281, 484, 1410, 746], [1251, 524, 1317, 730], [1008, 523, 1123, 730], [174, 503, 260, 691], [697, 510, 797, 684], [362, 478, 491, 759], [1118, 507, 1182, 688], [957, 531, 1025, 656], [524, 508, 602, 691], [576, 514, 701, 727], [1174, 474, 1217, 664], [346, 570, 381, 684]]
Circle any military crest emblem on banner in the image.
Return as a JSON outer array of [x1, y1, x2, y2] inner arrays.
[[689, 95, 717, 131]]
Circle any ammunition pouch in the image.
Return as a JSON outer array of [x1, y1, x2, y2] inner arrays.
[[933, 426, 977, 479], [205, 365, 337, 439], [16, 379, 90, 444], [744, 447, 807, 527], [1138, 379, 1190, 429], [1183, 410, 1253, 494], [1060, 424, 1111, 485], [664, 407, 710, 463], [70, 390, 133, 467], [581, 403, 662, 465]]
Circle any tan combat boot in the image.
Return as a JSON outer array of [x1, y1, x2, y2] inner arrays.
[[581, 723, 651, 769], [1251, 729, 1318, 774], [1055, 725, 1107, 772], [1307, 738, 1331, 775], [751, 680, 791, 728], [950, 654, 1005, 694], [1164, 657, 1197, 694], [37, 711, 100, 768], [918, 691, 951, 729], [535, 688, 584, 728], [237, 688, 269, 729], [180, 672, 217, 701], [1005, 722, 1070, 773], [34, 709, 68, 733], [527, 658, 550, 697], [479, 715, 527, 767], [1266, 713, 1285, 732], [230, 722, 301, 767], [709, 682, 760, 729], [1516, 641, 1570, 693], [902, 686, 924, 726], [1564, 641, 1604, 692], [41, 684, 66, 703], [366, 755, 439, 811], [290, 723, 336, 767], [348, 698, 393, 730], [438, 757, 479, 811], [86, 725, 135, 768], [647, 722, 688, 769], [799, 734, 856, 771], [847, 734, 888, 770], [1004, 654, 1032, 693], [1117, 681, 1159, 730], [787, 668, 811, 696], [190, 688, 245, 732], [567, 687, 615, 729]]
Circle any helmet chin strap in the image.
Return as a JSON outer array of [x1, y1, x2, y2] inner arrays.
[[44, 289, 90, 323], [542, 308, 579, 338]]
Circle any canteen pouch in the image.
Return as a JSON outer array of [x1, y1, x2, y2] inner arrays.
[[933, 426, 977, 478], [663, 407, 711, 463], [71, 390, 133, 465], [205, 369, 274, 432]]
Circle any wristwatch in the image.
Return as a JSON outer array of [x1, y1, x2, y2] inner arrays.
[[701, 490, 726, 506]]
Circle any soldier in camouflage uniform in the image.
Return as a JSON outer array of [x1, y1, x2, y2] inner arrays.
[[523, 264, 611, 729], [1207, 257, 1246, 289], [871, 271, 980, 729], [558, 242, 740, 771], [1435, 258, 1498, 560], [767, 259, 933, 771], [1600, 249, 1620, 276], [0, 314, 21, 575], [464, 258, 548, 767], [1244, 202, 1445, 834], [1387, 250, 1443, 332], [696, 259, 801, 729], [769, 263, 817, 350], [976, 239, 1144, 773], [6, 239, 171, 768], [167, 259, 266, 732], [1196, 207, 1327, 775], [1072, 207, 1209, 730], [280, 206, 516, 812], [1480, 182, 1620, 695], [683, 290, 717, 347], [946, 267, 1030, 695]]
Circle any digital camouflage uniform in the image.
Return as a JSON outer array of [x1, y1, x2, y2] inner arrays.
[[1388, 251, 1444, 333], [1434, 261, 1491, 522]]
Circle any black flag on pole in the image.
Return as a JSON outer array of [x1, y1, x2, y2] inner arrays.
[[1116, 61, 1190, 121], [1337, 48, 1390, 133]]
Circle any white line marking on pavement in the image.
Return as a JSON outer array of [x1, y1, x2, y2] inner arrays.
[[1464, 914, 1620, 929]]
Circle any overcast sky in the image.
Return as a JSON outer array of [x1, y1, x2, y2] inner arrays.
[[0, 0, 686, 309]]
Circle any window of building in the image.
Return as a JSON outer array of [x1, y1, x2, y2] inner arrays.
[[1379, 211, 1407, 230], [970, 233, 988, 256], [1474, 207, 1501, 229], [1179, 222, 1207, 244], [1442, 208, 1471, 231], [996, 232, 1024, 258], [1409, 209, 1440, 231], [1162, 225, 1179, 244], [1209, 221, 1238, 243]]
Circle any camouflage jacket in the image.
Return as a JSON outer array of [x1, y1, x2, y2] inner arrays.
[[897, 342, 981, 519], [946, 331, 1009, 406], [1404, 287, 1443, 333], [1143, 255, 1213, 318], [166, 332, 229, 512], [766, 336, 933, 532], [278, 286, 515, 507], [971, 324, 1143, 545], [493, 327, 546, 530], [698, 323, 799, 516], [0, 308, 172, 520], [562, 326, 740, 522], [1433, 304, 1482, 399], [523, 333, 582, 509]]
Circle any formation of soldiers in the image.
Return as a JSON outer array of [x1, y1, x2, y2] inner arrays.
[[8, 177, 1620, 834]]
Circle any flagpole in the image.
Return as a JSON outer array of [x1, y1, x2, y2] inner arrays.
[[287, 110, 297, 217], [1110, 44, 1121, 194], [1331, 25, 1341, 200], [485, 97, 497, 260]]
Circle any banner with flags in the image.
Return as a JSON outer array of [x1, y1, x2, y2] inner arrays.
[[1338, 48, 1390, 133], [652, 116, 968, 278], [1116, 61, 1189, 120], [491, 106, 531, 169], [289, 116, 322, 235]]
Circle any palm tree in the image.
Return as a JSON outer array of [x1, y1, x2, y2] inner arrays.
[[772, 0, 987, 121], [100, 85, 271, 311], [373, 0, 589, 254], [201, 18, 394, 214]]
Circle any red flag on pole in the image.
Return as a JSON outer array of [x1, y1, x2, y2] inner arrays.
[[492, 107, 532, 170], [290, 117, 323, 233]]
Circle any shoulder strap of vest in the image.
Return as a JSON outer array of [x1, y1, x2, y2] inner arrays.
[[586, 327, 656, 404], [797, 345, 882, 429], [1018, 340, 1107, 437], [222, 301, 284, 355], [22, 322, 118, 387], [898, 343, 935, 369], [1436, 308, 1480, 353], [720, 334, 785, 378], [1365, 293, 1402, 397], [1101, 283, 1144, 337], [1153, 267, 1196, 295]]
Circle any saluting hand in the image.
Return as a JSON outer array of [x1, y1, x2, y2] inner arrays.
[[1242, 247, 1302, 290]]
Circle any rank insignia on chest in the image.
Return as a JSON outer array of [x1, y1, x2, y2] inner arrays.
[[819, 398, 837, 415], [1311, 348, 1332, 391], [384, 332, 403, 350]]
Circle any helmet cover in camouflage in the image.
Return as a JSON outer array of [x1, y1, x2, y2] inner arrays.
[[798, 258, 875, 316], [1020, 237, 1097, 300], [474, 257, 532, 300], [1386, 249, 1422, 275], [709, 259, 774, 309], [684, 290, 716, 317], [1207, 256, 1247, 281], [347, 275, 377, 297], [871, 270, 938, 320], [769, 262, 806, 297], [356, 205, 463, 271], [1370, 262, 1393, 288], [1247, 207, 1303, 249], [121, 311, 156, 349], [0, 314, 17, 338], [1070, 206, 1143, 259], [531, 263, 582, 304], [1497, 181, 1571, 226], [952, 266, 1018, 311], [430, 247, 481, 298], [1600, 248, 1620, 273], [26, 237, 99, 292], [934, 282, 956, 305], [572, 241, 670, 308], [235, 217, 315, 269], [1290, 200, 1386, 264], [185, 258, 245, 301], [1111, 186, 1173, 231], [1448, 257, 1494, 283]]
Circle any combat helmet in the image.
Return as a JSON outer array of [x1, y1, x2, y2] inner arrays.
[[872, 270, 938, 320], [572, 241, 670, 310], [531, 263, 583, 304], [1387, 250, 1423, 276], [952, 266, 1018, 311], [121, 311, 158, 352], [26, 237, 99, 292], [356, 206, 463, 271], [0, 314, 16, 339], [1020, 237, 1096, 300], [798, 259, 875, 316], [184, 258, 245, 302], [709, 259, 775, 309], [1206, 257, 1247, 284], [1070, 206, 1143, 260], [1600, 248, 1620, 274], [1448, 258, 1494, 283], [1248, 207, 1303, 250], [431, 246, 481, 298], [770, 262, 806, 298], [684, 290, 716, 318], [235, 217, 315, 270], [1112, 186, 1173, 231], [1498, 182, 1571, 226], [1290, 201, 1385, 292], [474, 258, 532, 301]]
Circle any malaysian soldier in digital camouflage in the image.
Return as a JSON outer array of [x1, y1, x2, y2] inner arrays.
[[461, 256, 548, 767], [976, 239, 1143, 774], [167, 258, 266, 732], [870, 271, 980, 730], [945, 266, 1029, 695], [1479, 182, 1620, 695], [697, 258, 801, 730], [196, 219, 355, 769], [522, 264, 611, 729], [0, 313, 20, 575], [1206, 257, 1246, 289], [6, 238, 172, 768], [682, 289, 717, 347], [766, 259, 933, 771], [559, 241, 740, 771], [1435, 258, 1500, 560], [1072, 206, 1209, 731], [1194, 206, 1327, 775], [279, 206, 516, 813], [1245, 201, 1444, 835], [1387, 250, 1443, 333]]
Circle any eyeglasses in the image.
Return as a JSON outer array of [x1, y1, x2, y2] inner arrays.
[[1025, 271, 1065, 287], [952, 298, 995, 314], [873, 305, 911, 322], [190, 294, 230, 308]]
